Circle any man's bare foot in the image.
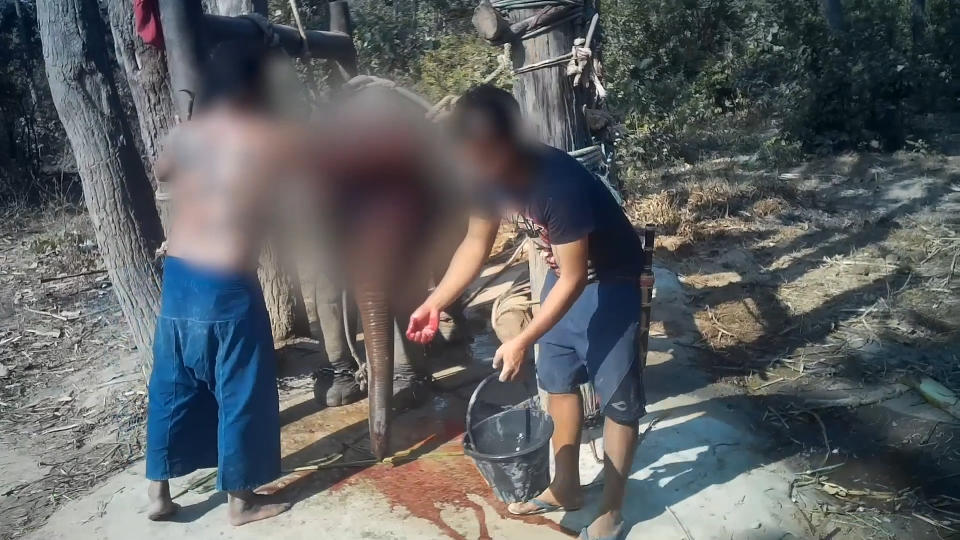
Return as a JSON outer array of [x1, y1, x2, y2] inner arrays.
[[227, 491, 291, 526], [507, 483, 583, 515], [583, 509, 624, 540], [147, 480, 180, 521]]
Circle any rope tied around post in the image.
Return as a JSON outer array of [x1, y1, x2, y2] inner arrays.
[[491, 0, 581, 10], [239, 12, 280, 48]]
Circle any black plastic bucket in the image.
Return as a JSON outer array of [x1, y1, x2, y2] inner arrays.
[[463, 374, 554, 503]]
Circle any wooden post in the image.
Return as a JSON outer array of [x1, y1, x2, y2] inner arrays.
[[328, 0, 358, 78], [157, 0, 206, 121], [504, 2, 590, 301]]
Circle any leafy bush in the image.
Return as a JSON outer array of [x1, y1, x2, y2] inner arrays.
[[603, 0, 960, 170], [416, 34, 511, 102]]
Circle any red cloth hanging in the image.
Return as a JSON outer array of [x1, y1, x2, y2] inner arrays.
[[134, 0, 164, 49]]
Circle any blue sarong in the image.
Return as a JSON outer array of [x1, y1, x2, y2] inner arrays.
[[145, 257, 281, 491]]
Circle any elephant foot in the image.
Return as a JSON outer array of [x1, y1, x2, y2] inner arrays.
[[391, 372, 433, 412], [314, 370, 366, 408]]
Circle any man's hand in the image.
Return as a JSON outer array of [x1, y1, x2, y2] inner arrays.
[[406, 303, 440, 344], [493, 338, 528, 382]]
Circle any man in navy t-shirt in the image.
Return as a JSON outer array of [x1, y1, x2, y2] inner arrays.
[[406, 85, 646, 540]]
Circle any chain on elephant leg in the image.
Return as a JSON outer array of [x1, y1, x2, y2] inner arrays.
[[313, 288, 367, 408], [391, 318, 434, 412]]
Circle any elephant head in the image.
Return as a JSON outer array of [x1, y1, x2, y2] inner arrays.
[[322, 86, 461, 460]]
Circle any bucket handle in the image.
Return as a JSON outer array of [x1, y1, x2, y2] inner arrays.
[[465, 372, 537, 448]]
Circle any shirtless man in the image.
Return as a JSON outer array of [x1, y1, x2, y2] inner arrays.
[[145, 41, 310, 526], [145, 40, 451, 525]]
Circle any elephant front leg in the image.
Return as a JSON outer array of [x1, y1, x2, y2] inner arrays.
[[313, 274, 366, 408], [390, 307, 433, 412]]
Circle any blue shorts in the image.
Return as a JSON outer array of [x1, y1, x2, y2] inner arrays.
[[537, 272, 646, 424], [146, 257, 281, 491]]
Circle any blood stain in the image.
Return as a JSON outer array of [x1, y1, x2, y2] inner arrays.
[[333, 443, 574, 539]]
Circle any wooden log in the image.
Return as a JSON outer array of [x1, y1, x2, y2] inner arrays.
[[473, 1, 577, 45], [473, 0, 512, 43], [202, 15, 357, 62], [504, 2, 589, 299]]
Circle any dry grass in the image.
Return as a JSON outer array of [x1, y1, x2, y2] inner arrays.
[[628, 151, 960, 394]]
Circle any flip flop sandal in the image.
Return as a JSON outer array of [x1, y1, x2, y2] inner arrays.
[[507, 497, 580, 516], [579, 522, 624, 540]]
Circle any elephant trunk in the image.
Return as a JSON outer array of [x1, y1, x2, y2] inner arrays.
[[356, 286, 393, 460]]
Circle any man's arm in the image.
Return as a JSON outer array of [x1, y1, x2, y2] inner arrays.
[[494, 236, 589, 381], [518, 237, 588, 346], [407, 214, 499, 343]]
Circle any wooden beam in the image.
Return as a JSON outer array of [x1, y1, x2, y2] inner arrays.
[[203, 15, 356, 62]]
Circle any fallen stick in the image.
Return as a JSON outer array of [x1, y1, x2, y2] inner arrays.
[[39, 269, 108, 284], [41, 423, 79, 435], [24, 307, 67, 321], [796, 462, 844, 477], [666, 504, 695, 540], [792, 406, 831, 467], [752, 377, 785, 391], [171, 470, 218, 500]]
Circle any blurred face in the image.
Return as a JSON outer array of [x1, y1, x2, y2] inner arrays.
[[456, 136, 522, 190]]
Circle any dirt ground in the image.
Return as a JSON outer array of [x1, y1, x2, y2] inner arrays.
[[1, 148, 959, 539], [630, 150, 960, 538], [0, 207, 147, 539]]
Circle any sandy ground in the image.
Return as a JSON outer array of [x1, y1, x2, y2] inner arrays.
[[27, 267, 813, 540], [8, 150, 959, 538]]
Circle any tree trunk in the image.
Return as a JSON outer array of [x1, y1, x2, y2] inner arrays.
[[13, 1, 39, 114], [105, 0, 176, 176], [104, 0, 177, 236], [37, 0, 164, 367], [821, 0, 846, 34], [911, 0, 927, 47], [506, 5, 590, 300], [258, 245, 311, 342]]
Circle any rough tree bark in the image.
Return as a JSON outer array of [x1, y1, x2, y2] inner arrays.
[[105, 0, 177, 236], [505, 4, 590, 301], [105, 0, 176, 177], [36, 0, 165, 367]]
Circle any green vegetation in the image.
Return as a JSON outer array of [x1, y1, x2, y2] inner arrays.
[[2, 0, 958, 204]]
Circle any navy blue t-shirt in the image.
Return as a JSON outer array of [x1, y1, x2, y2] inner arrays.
[[514, 145, 644, 280]]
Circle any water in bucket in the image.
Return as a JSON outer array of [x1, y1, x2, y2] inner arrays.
[[463, 374, 554, 503]]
